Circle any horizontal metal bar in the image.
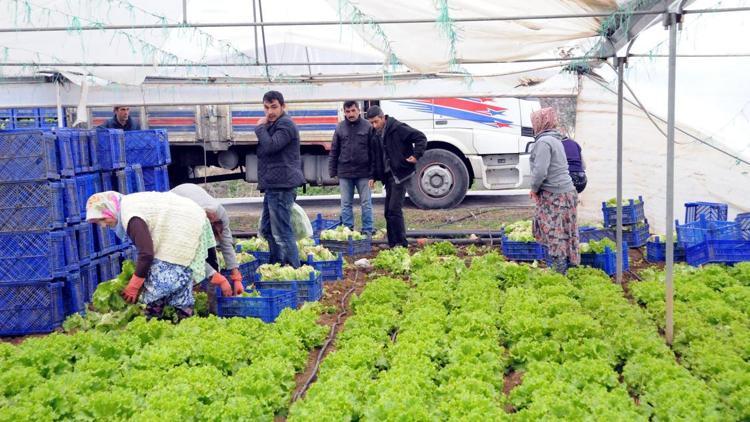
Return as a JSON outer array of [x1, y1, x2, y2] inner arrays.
[[630, 53, 750, 58], [0, 6, 744, 35], [0, 55, 592, 68], [0, 10, 668, 33]]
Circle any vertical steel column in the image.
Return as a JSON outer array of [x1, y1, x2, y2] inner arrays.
[[615, 56, 625, 284], [665, 11, 679, 346]]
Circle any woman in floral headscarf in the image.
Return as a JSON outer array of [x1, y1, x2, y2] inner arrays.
[[528, 107, 579, 274], [85, 191, 224, 319]]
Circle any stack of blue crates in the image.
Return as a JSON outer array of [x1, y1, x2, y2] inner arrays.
[[0, 129, 83, 335], [124, 130, 171, 192], [601, 196, 650, 248], [0, 127, 150, 336], [0, 108, 66, 130]]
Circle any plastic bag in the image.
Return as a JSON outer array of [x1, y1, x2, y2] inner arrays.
[[258, 202, 313, 241]]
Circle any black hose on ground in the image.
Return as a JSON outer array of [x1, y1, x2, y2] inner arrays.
[[292, 268, 361, 402]]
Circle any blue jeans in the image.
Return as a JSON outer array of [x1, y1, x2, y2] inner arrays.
[[339, 177, 373, 233], [261, 188, 300, 268]]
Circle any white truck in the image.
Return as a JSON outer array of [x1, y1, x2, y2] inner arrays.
[[89, 97, 540, 209]]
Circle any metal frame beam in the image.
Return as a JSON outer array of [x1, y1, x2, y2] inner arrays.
[[0, 6, 745, 34]]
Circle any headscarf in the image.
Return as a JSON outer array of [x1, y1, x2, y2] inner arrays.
[[86, 191, 127, 240], [531, 107, 559, 135]]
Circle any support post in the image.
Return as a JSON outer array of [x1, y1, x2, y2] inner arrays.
[[664, 11, 680, 346], [615, 56, 625, 284], [55, 79, 63, 128]]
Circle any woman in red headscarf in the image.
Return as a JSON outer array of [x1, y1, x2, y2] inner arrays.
[[528, 107, 579, 273]]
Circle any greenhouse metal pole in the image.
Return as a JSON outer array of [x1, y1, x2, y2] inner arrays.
[[664, 11, 679, 346], [55, 80, 63, 128], [615, 56, 625, 285]]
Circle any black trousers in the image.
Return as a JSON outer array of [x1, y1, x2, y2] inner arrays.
[[384, 174, 408, 248]]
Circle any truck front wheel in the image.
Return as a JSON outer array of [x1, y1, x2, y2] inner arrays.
[[407, 149, 469, 209]]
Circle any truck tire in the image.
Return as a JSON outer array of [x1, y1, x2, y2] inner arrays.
[[407, 149, 469, 209]]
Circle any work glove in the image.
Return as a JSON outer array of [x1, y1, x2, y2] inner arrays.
[[230, 268, 244, 296], [122, 275, 145, 303], [210, 272, 233, 297]]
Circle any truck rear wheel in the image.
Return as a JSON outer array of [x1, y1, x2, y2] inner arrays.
[[407, 149, 469, 209]]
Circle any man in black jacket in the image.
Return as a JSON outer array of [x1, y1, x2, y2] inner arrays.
[[329, 101, 378, 234], [366, 105, 427, 248], [255, 91, 306, 267], [99, 106, 141, 131]]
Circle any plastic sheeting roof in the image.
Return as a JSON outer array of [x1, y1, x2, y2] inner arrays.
[[0, 0, 637, 85]]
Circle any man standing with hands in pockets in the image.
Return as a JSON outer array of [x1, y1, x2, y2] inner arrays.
[[366, 105, 426, 248], [255, 91, 305, 267], [329, 101, 379, 235]]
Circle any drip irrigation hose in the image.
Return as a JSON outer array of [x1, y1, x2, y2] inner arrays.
[[292, 269, 361, 402]]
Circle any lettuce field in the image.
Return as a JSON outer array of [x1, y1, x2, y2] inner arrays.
[[1, 244, 748, 421]]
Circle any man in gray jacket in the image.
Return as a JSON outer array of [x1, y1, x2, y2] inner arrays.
[[171, 183, 244, 295], [329, 101, 378, 234]]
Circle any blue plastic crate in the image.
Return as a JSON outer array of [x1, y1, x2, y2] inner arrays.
[[109, 252, 122, 279], [124, 130, 168, 166], [312, 213, 341, 239], [38, 108, 63, 129], [63, 272, 86, 316], [0, 109, 12, 130], [95, 129, 126, 170], [250, 250, 271, 264], [646, 237, 686, 263], [84, 130, 100, 172], [256, 271, 322, 303], [62, 178, 81, 224], [96, 257, 113, 283], [215, 288, 296, 322], [306, 253, 344, 282], [160, 135, 172, 165], [115, 165, 145, 194], [100, 171, 114, 192], [580, 243, 630, 276], [73, 173, 102, 218], [0, 281, 65, 336], [578, 226, 615, 243], [130, 164, 145, 192], [686, 240, 750, 266], [142, 165, 170, 192], [736, 213, 750, 241], [685, 202, 728, 223], [501, 236, 548, 261], [56, 129, 91, 173], [64, 226, 80, 269], [0, 180, 65, 232], [75, 223, 96, 265], [320, 237, 372, 256], [222, 260, 260, 283], [602, 196, 645, 227], [622, 221, 650, 248], [93, 224, 117, 257], [12, 109, 40, 129], [80, 263, 98, 303], [676, 215, 741, 246], [0, 230, 75, 281], [0, 130, 61, 182]]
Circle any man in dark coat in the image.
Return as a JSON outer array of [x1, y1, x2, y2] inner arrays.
[[255, 90, 306, 267], [366, 105, 427, 248], [328, 101, 378, 234], [100, 106, 141, 131]]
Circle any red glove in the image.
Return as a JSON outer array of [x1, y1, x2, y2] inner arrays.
[[230, 268, 244, 296], [122, 275, 145, 303], [210, 272, 233, 297]]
